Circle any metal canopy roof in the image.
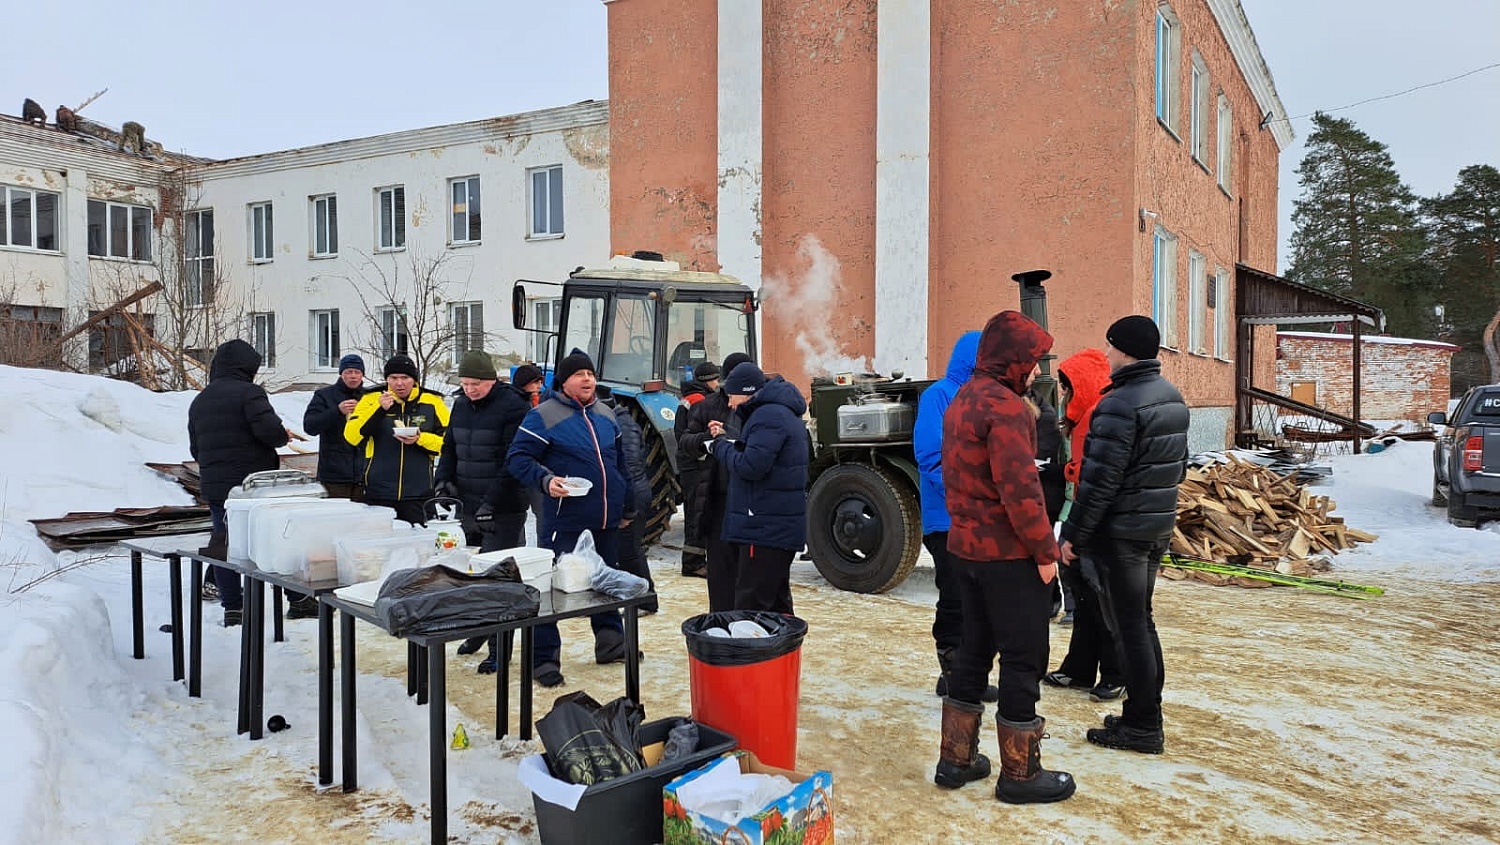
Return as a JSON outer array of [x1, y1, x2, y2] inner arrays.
[[1235, 264, 1385, 330]]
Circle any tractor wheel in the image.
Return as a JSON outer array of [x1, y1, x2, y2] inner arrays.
[[632, 404, 682, 546], [806, 463, 922, 593]]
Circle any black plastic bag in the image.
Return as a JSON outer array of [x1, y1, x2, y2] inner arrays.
[[536, 691, 645, 785], [374, 559, 537, 637], [681, 611, 808, 667]]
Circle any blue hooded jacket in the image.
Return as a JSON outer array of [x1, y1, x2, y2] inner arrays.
[[914, 331, 980, 534], [712, 376, 810, 551], [506, 390, 632, 539]]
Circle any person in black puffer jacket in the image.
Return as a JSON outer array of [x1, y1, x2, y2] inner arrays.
[[302, 353, 374, 500], [601, 387, 659, 613], [187, 339, 290, 625], [1060, 316, 1189, 756], [674, 361, 721, 578], [678, 352, 753, 611]]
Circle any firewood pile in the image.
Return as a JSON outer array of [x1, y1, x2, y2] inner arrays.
[[1168, 453, 1378, 589]]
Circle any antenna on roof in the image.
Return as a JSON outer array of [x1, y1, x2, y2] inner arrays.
[[74, 88, 108, 114]]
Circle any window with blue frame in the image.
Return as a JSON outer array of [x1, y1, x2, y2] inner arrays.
[[1152, 226, 1179, 349], [1155, 5, 1181, 133]]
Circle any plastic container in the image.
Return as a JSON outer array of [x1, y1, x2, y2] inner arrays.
[[225, 497, 324, 561], [259, 505, 398, 579], [531, 718, 736, 845], [335, 529, 438, 584], [471, 546, 556, 589], [247, 500, 366, 565], [560, 477, 593, 497], [682, 611, 808, 770], [226, 469, 327, 500]]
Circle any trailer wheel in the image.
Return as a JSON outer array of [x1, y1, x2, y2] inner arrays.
[[807, 463, 922, 593], [632, 403, 681, 545]]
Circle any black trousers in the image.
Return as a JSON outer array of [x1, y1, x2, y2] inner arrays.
[[950, 557, 1051, 722], [704, 496, 737, 612], [1093, 539, 1167, 729], [1055, 559, 1124, 687], [729, 544, 794, 614], [924, 531, 963, 654], [617, 514, 658, 612], [461, 512, 526, 553]]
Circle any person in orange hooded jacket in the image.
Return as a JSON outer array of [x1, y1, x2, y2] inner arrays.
[[1042, 348, 1127, 702]]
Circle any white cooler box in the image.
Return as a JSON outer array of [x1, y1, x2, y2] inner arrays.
[[246, 500, 368, 569], [470, 546, 557, 592], [225, 497, 324, 561], [259, 505, 400, 580]]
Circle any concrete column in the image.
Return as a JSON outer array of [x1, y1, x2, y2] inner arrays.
[[716, 0, 762, 288], [876, 0, 930, 377], [63, 167, 91, 370]]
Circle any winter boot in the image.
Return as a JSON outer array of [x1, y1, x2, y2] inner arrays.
[[935, 648, 999, 703], [198, 529, 228, 561], [995, 715, 1076, 804], [934, 697, 992, 789], [1086, 719, 1164, 754], [286, 594, 320, 619], [456, 636, 489, 656]]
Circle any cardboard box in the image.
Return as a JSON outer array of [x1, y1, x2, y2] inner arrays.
[[662, 751, 834, 845]]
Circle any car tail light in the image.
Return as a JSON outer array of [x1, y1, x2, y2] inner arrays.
[[1463, 436, 1484, 472]]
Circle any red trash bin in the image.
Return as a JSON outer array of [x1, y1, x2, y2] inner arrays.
[[682, 611, 808, 770]]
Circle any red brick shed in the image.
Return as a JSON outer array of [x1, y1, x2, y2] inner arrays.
[[1277, 332, 1458, 423]]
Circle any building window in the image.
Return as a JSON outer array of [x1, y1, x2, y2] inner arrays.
[[450, 176, 481, 244], [311, 309, 340, 369], [1, 186, 59, 251], [251, 312, 277, 369], [449, 301, 485, 366], [1154, 4, 1182, 133], [531, 297, 561, 363], [1190, 54, 1210, 166], [184, 209, 215, 308], [310, 194, 339, 257], [1214, 266, 1231, 360], [87, 199, 153, 261], [1152, 226, 1179, 350], [529, 165, 565, 238], [378, 305, 409, 359], [377, 186, 405, 251], [1187, 250, 1207, 354], [250, 202, 274, 262], [1217, 96, 1234, 193]]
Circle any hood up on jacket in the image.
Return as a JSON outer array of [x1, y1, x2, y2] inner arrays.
[[942, 331, 982, 385], [975, 310, 1053, 396], [744, 376, 808, 417], [1057, 348, 1111, 427], [209, 339, 262, 384]]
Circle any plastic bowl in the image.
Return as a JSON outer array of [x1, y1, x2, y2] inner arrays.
[[392, 426, 420, 438], [560, 476, 593, 497]]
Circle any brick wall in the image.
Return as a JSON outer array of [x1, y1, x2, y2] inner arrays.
[[1277, 332, 1456, 422]]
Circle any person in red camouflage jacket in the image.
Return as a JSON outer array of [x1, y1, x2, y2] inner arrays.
[[934, 309, 1075, 805]]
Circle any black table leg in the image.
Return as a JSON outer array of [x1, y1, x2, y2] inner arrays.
[[624, 602, 641, 704], [237, 574, 251, 735], [272, 585, 285, 643], [167, 553, 184, 682], [129, 550, 145, 659], [428, 642, 447, 845], [416, 645, 429, 706], [250, 578, 265, 740], [189, 559, 203, 698], [496, 630, 508, 739], [318, 601, 333, 786], [520, 627, 534, 741], [340, 611, 358, 793], [407, 642, 418, 698]]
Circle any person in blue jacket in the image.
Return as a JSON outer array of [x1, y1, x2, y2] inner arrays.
[[915, 331, 997, 702], [507, 350, 636, 687], [710, 362, 809, 614]]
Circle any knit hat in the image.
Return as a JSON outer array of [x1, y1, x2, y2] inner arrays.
[[721, 352, 753, 380], [457, 349, 497, 380], [693, 361, 722, 382], [1105, 315, 1161, 361], [722, 361, 766, 396], [555, 349, 596, 385], [337, 353, 365, 374], [383, 354, 419, 379], [512, 364, 546, 390]]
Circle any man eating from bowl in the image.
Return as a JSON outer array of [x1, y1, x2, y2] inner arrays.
[[344, 354, 449, 524], [507, 349, 637, 687]]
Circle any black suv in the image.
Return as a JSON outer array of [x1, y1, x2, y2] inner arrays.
[[1429, 384, 1500, 527]]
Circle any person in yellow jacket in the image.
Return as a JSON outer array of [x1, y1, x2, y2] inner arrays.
[[344, 354, 449, 524]]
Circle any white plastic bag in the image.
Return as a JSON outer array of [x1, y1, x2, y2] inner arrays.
[[554, 531, 597, 593]]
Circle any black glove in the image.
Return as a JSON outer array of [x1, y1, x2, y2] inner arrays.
[[433, 480, 460, 500], [474, 502, 495, 527]]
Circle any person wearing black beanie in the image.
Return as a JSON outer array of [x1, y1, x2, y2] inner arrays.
[[555, 349, 596, 388], [1104, 316, 1161, 362]]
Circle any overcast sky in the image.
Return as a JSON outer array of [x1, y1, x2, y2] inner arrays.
[[3, 0, 1495, 266]]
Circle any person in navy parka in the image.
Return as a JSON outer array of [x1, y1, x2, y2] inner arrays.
[[710, 362, 809, 614]]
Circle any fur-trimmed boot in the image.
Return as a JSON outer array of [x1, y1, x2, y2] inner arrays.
[[934, 697, 992, 789], [935, 648, 999, 702], [995, 715, 1076, 804]]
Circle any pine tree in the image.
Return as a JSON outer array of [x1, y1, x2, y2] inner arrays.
[[1424, 164, 1500, 389], [1287, 113, 1433, 337]]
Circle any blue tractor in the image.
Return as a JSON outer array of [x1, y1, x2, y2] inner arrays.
[[511, 254, 758, 542]]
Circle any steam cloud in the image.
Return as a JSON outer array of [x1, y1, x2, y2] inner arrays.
[[760, 235, 875, 378]]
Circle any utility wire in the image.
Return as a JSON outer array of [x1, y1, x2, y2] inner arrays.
[[1264, 61, 1500, 126]]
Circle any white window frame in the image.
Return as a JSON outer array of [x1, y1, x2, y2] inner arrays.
[[449, 301, 485, 366], [1214, 266, 1232, 360], [87, 199, 153, 261], [378, 305, 410, 359], [250, 202, 274, 263], [528, 165, 565, 239], [310, 194, 339, 258], [184, 209, 215, 308], [376, 185, 405, 251], [531, 297, 562, 363], [251, 312, 277, 369], [1154, 4, 1182, 135], [1190, 53, 1210, 166], [449, 176, 481, 245], [1, 186, 60, 252], [311, 309, 340, 370], [1187, 250, 1207, 355], [1152, 226, 1179, 351], [1216, 95, 1234, 193]]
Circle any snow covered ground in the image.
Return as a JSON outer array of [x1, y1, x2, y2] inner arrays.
[[1, 364, 1497, 844]]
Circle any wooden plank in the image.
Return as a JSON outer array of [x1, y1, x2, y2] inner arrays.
[[56, 281, 164, 343]]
